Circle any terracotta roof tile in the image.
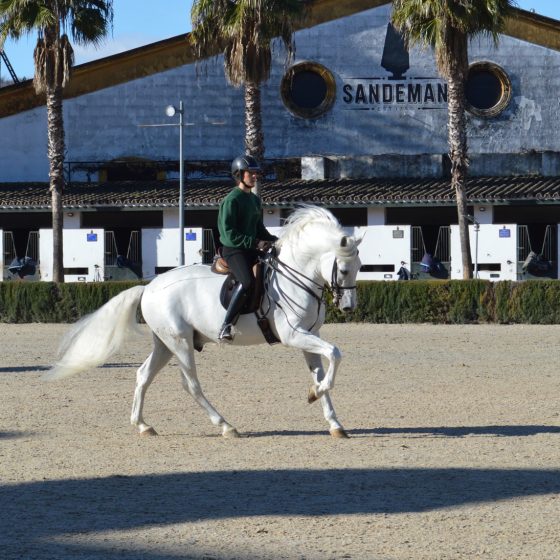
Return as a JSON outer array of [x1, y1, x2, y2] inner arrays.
[[0, 176, 559, 210]]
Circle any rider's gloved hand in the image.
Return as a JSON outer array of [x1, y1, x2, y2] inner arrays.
[[257, 239, 275, 252]]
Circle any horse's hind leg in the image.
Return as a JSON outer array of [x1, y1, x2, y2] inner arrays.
[[303, 350, 349, 438], [131, 334, 172, 435], [163, 333, 240, 438]]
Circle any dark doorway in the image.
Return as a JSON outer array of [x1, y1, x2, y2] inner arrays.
[[3, 229, 40, 280]]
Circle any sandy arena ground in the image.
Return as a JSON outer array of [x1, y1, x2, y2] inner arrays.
[[0, 322, 559, 560]]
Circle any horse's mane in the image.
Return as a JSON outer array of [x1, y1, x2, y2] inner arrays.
[[276, 205, 356, 257]]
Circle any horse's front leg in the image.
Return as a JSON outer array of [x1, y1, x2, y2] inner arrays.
[[281, 327, 342, 397], [303, 350, 349, 438]]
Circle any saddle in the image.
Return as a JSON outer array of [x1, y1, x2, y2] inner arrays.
[[211, 249, 279, 344]]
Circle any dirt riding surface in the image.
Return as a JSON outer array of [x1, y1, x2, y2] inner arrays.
[[0, 323, 559, 559]]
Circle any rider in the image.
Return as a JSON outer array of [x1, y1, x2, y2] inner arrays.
[[217, 154, 278, 342]]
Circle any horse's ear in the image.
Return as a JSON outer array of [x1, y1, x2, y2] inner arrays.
[[356, 231, 365, 246], [341, 235, 362, 248]]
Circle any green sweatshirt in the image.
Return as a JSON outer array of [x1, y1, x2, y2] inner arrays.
[[218, 187, 276, 249]]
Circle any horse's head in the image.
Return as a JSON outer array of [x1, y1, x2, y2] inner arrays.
[[324, 235, 362, 313], [277, 206, 363, 312]]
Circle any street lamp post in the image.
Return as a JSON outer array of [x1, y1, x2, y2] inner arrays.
[[166, 101, 185, 266], [139, 109, 223, 269], [467, 214, 480, 278], [474, 221, 480, 279]]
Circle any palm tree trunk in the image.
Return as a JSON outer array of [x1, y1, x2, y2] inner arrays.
[[447, 73, 473, 279], [46, 85, 65, 283], [245, 82, 264, 193], [244, 82, 264, 161]]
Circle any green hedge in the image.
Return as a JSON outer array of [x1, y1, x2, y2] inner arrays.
[[0, 281, 143, 323], [326, 280, 560, 324], [1, 280, 560, 324]]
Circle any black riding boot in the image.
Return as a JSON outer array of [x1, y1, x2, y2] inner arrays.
[[218, 283, 247, 341]]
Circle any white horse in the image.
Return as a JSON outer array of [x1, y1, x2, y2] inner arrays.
[[45, 206, 362, 438]]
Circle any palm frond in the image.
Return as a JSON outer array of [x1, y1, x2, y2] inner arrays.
[[32, 36, 48, 92], [392, 0, 516, 77], [70, 1, 113, 45], [191, 0, 307, 87], [1, 1, 113, 88], [59, 34, 74, 86]]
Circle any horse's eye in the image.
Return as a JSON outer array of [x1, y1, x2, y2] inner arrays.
[[339, 269, 349, 276]]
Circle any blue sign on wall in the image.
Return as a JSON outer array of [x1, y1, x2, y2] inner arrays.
[[185, 232, 197, 241], [87, 232, 98, 242], [499, 228, 511, 238]]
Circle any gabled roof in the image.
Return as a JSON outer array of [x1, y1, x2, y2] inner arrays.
[[1, 1, 559, 118], [1, 175, 559, 211]]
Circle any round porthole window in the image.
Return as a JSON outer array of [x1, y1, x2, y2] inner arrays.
[[465, 61, 511, 118], [281, 61, 336, 119]]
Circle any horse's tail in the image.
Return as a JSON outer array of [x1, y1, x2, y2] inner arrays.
[[43, 285, 146, 381]]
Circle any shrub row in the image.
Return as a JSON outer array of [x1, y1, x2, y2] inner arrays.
[[0, 281, 143, 323], [1, 280, 560, 324], [327, 280, 560, 324]]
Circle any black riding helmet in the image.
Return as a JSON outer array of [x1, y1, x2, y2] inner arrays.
[[231, 154, 261, 181]]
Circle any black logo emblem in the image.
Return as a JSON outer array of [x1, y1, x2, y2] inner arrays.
[[381, 23, 409, 80]]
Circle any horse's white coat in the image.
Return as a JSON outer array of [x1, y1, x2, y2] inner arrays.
[[45, 207, 362, 437]]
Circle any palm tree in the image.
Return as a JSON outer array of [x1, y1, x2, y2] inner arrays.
[[392, 0, 515, 279], [0, 0, 113, 282], [190, 0, 307, 165]]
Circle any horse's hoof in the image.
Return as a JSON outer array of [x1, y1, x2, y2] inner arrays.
[[308, 386, 319, 404], [330, 428, 350, 439], [223, 427, 240, 438], [140, 427, 158, 436]]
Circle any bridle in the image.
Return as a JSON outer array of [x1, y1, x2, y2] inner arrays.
[[330, 256, 358, 307], [261, 248, 357, 327]]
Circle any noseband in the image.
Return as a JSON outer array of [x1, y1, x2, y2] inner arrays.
[[330, 257, 358, 307]]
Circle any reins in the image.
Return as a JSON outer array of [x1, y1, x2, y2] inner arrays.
[[265, 250, 325, 304], [260, 247, 357, 331]]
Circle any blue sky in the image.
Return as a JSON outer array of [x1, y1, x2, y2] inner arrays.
[[1, 0, 559, 81]]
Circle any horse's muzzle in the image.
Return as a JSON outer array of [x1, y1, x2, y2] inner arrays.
[[338, 291, 356, 312]]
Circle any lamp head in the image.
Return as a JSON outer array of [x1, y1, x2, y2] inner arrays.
[[165, 105, 176, 117]]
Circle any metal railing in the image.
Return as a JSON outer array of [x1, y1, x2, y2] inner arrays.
[[104, 231, 119, 266], [3, 231, 17, 262], [2, 231, 39, 262], [517, 225, 556, 261], [411, 226, 426, 263], [25, 232, 40, 262], [434, 226, 451, 262], [201, 229, 216, 264], [105, 230, 141, 266], [412, 226, 451, 262], [127, 231, 140, 263]]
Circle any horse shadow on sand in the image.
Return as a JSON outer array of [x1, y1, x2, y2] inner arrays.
[[0, 430, 34, 440], [1, 466, 559, 560], [352, 425, 560, 437], [0, 365, 49, 373], [246, 424, 560, 438], [0, 363, 141, 373]]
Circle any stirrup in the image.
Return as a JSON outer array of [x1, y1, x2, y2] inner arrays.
[[218, 323, 234, 341]]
